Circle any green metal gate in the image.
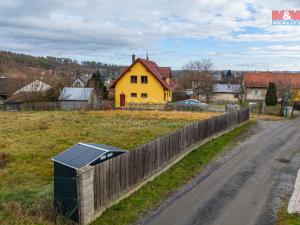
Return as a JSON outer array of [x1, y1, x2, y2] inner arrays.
[[54, 163, 80, 223]]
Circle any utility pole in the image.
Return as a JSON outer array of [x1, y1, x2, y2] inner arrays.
[[284, 79, 291, 118]]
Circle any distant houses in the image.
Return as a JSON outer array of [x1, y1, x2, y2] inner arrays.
[[2, 64, 300, 111], [244, 72, 300, 102], [4, 79, 52, 110], [188, 71, 300, 104]]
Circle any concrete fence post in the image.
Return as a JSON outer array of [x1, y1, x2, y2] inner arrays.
[[78, 165, 95, 225]]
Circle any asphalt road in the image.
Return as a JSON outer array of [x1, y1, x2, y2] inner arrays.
[[140, 118, 300, 225]]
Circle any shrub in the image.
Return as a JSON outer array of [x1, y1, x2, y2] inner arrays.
[[266, 82, 278, 106]]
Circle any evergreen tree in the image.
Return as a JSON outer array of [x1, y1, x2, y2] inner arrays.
[[265, 82, 278, 105], [87, 70, 108, 99], [226, 70, 232, 77]]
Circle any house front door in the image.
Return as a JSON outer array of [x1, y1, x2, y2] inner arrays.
[[120, 94, 126, 107]]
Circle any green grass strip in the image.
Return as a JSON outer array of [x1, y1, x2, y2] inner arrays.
[[92, 121, 255, 225], [278, 206, 300, 225]]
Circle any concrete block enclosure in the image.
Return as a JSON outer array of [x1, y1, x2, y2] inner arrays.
[[51, 143, 127, 224]]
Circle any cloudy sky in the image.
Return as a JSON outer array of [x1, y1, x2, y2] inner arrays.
[[0, 0, 300, 70]]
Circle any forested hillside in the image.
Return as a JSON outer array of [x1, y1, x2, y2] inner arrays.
[[0, 50, 122, 79]]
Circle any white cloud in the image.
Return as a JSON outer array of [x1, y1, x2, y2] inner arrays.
[[0, 0, 300, 70]]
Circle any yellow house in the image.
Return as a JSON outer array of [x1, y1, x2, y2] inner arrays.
[[111, 56, 175, 108]]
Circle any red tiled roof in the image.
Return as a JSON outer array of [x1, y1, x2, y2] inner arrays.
[[111, 58, 175, 90], [157, 67, 171, 79], [244, 72, 300, 88], [120, 66, 128, 74]]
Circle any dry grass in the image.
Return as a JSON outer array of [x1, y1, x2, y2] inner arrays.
[[251, 114, 284, 121], [106, 110, 218, 121], [0, 153, 10, 169], [0, 110, 219, 224]]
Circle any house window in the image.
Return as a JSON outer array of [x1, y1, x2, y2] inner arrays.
[[131, 93, 137, 98], [254, 89, 259, 95], [141, 93, 147, 98], [131, 76, 137, 83], [141, 76, 148, 84], [234, 94, 239, 98], [164, 93, 166, 101]]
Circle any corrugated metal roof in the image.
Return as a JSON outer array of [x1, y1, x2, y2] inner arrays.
[[213, 84, 241, 93], [52, 143, 126, 169], [58, 87, 94, 101]]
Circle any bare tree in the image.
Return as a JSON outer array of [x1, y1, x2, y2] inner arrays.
[[233, 75, 246, 104], [276, 79, 290, 101], [14, 73, 65, 108], [181, 59, 214, 103]]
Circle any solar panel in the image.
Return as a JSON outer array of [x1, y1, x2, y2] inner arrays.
[[52, 143, 127, 170], [52, 143, 106, 169]]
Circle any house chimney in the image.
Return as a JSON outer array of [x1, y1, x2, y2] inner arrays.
[[132, 54, 136, 63]]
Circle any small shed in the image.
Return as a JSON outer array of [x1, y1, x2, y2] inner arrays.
[[58, 87, 97, 110], [51, 143, 127, 223]]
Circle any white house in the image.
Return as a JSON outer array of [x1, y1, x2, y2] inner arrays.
[[211, 84, 241, 102], [72, 74, 93, 87]]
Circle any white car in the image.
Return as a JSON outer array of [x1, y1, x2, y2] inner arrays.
[[176, 99, 208, 108]]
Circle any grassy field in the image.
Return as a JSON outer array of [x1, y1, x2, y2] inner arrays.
[[0, 110, 218, 224]]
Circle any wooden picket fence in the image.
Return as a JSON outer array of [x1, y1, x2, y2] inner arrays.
[[20, 101, 113, 111], [92, 109, 250, 212], [127, 102, 226, 112]]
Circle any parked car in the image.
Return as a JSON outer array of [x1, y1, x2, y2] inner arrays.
[[175, 99, 208, 109]]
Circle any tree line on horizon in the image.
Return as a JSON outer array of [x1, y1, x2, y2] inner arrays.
[[0, 50, 122, 79]]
